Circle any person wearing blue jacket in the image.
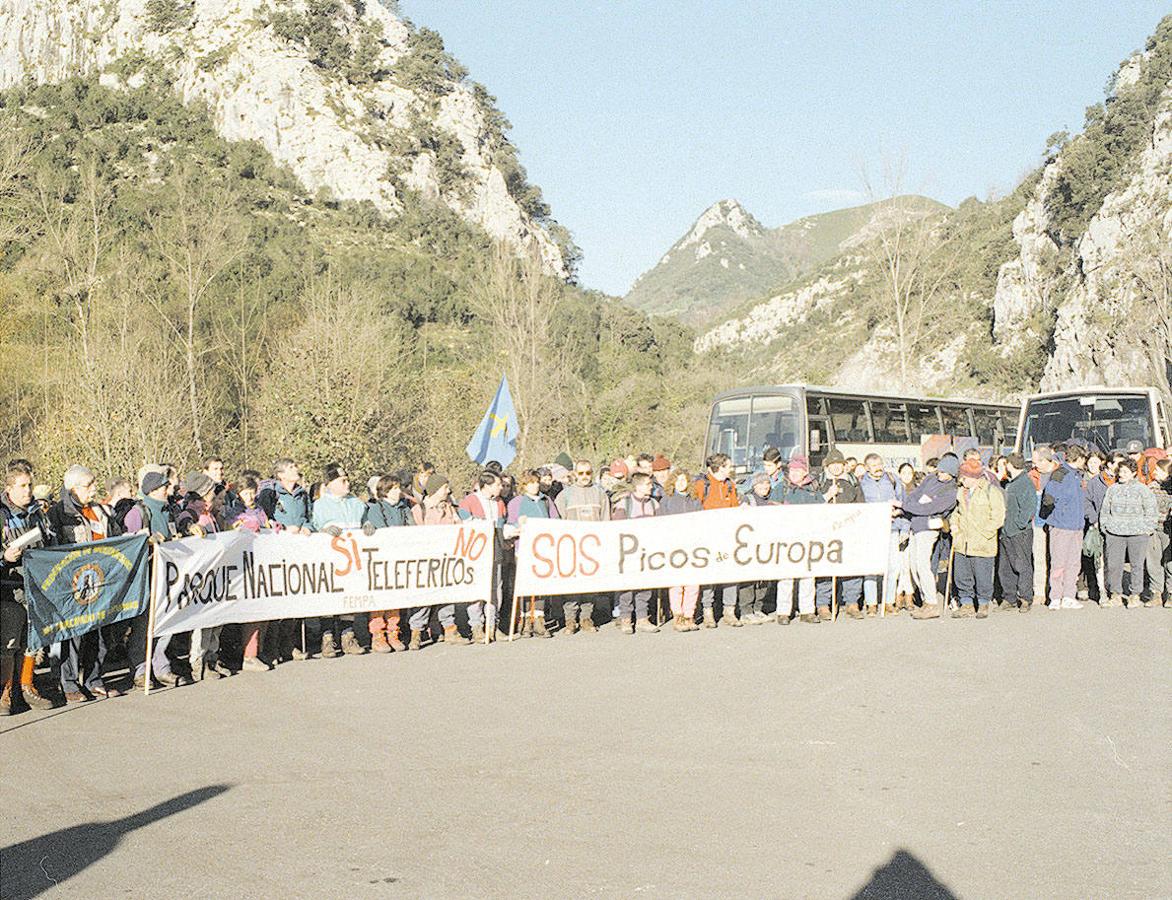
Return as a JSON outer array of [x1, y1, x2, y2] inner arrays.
[[906, 453, 959, 619], [1040, 445, 1087, 610], [858, 452, 908, 616], [362, 474, 414, 653], [774, 458, 822, 624], [312, 463, 368, 657], [257, 458, 313, 661]]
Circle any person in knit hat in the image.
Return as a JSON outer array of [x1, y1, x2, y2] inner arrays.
[[409, 473, 466, 646], [948, 457, 1005, 618], [774, 457, 821, 624], [905, 453, 959, 619], [650, 454, 672, 500]]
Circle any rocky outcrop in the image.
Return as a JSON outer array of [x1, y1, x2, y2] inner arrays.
[[0, 0, 568, 276]]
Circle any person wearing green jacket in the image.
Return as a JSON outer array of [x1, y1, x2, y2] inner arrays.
[[949, 458, 1006, 618], [998, 454, 1036, 612]]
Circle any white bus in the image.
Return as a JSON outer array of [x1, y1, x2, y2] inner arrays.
[[1014, 387, 1171, 455], [706, 384, 1018, 474]]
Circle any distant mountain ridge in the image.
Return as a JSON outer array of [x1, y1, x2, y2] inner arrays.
[[625, 195, 946, 326]]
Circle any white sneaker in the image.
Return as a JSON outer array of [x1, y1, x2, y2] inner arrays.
[[1048, 600, 1062, 611], [1061, 597, 1083, 609]]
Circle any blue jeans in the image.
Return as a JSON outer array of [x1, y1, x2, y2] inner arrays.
[[701, 583, 737, 611], [953, 554, 994, 607], [816, 577, 862, 609]]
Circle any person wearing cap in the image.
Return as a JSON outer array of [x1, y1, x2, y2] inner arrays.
[[858, 452, 908, 617], [1, 459, 57, 713], [999, 454, 1036, 612], [410, 473, 467, 647], [311, 463, 369, 657], [816, 449, 864, 621], [948, 458, 1005, 618], [774, 457, 822, 624], [736, 472, 776, 624], [695, 453, 742, 628], [904, 453, 959, 619], [1100, 458, 1159, 608], [651, 454, 672, 500], [458, 470, 508, 643], [555, 460, 611, 634], [1038, 445, 1087, 610]]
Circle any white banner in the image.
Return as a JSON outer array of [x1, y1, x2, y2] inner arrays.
[[514, 504, 892, 596], [152, 522, 495, 637]]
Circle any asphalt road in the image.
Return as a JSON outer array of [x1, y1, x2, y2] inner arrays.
[[1, 606, 1169, 899]]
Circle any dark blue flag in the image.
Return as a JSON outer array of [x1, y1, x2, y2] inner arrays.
[[23, 534, 151, 651]]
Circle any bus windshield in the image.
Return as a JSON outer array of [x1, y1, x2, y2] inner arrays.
[[1020, 394, 1153, 453], [707, 393, 801, 469]]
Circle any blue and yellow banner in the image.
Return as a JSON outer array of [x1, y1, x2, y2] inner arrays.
[[23, 534, 151, 651]]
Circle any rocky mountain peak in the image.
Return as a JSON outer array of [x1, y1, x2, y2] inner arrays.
[[677, 199, 764, 250]]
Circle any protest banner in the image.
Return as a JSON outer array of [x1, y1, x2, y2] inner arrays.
[[514, 503, 892, 596], [23, 534, 151, 651], [151, 522, 495, 637]]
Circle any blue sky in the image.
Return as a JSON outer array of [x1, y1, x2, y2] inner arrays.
[[400, 2, 1168, 296]]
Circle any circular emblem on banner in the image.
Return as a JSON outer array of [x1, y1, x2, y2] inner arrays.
[[71, 562, 105, 606]]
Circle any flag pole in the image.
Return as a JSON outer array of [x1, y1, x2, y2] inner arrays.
[[143, 542, 159, 697]]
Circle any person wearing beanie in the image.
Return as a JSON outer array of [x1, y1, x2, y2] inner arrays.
[[736, 472, 776, 624], [999, 453, 1036, 613], [554, 452, 574, 471], [1039, 444, 1087, 610], [410, 473, 466, 646], [554, 460, 611, 634], [774, 457, 822, 624], [311, 463, 368, 657], [176, 470, 233, 682], [904, 453, 959, 619], [816, 448, 864, 621], [948, 458, 1005, 618], [507, 470, 560, 638]]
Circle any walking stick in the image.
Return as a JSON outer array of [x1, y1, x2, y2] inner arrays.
[[301, 620, 307, 658], [943, 545, 956, 616], [831, 576, 838, 623], [507, 588, 519, 642]]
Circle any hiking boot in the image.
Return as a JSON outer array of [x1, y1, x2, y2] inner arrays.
[[722, 609, 743, 628], [702, 608, 717, 629], [211, 660, 234, 677], [1101, 593, 1122, 608], [1019, 600, 1031, 613], [155, 670, 180, 687], [89, 684, 124, 698], [563, 618, 579, 636], [636, 617, 659, 634], [371, 633, 392, 654], [580, 617, 597, 633], [21, 682, 56, 710], [242, 656, 271, 673], [320, 632, 339, 658], [618, 616, 634, 635], [798, 613, 819, 624], [816, 606, 832, 622], [882, 603, 897, 617], [776, 613, 791, 625], [291, 646, 308, 661], [408, 629, 424, 650], [470, 624, 486, 644], [1142, 597, 1159, 608], [0, 680, 12, 716], [1126, 595, 1142, 608], [865, 605, 878, 618], [191, 659, 206, 681], [444, 625, 471, 646], [532, 616, 551, 638], [843, 604, 863, 620], [975, 605, 989, 619], [387, 630, 406, 652], [672, 614, 688, 632], [64, 690, 90, 703], [341, 632, 366, 655], [952, 604, 975, 618], [911, 603, 940, 620]]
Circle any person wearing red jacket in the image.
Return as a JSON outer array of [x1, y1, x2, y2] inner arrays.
[[697, 453, 740, 628]]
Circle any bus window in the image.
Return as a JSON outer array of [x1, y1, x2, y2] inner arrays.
[[707, 397, 751, 468], [908, 403, 942, 438], [940, 404, 972, 439], [747, 394, 800, 460], [1020, 394, 1154, 453], [806, 393, 826, 418], [870, 401, 910, 443], [827, 397, 870, 443], [972, 408, 1000, 445]]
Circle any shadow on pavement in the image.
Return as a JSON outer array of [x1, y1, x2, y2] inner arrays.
[[0, 784, 231, 899], [850, 848, 958, 899]]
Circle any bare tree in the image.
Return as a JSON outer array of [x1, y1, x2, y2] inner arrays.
[[470, 242, 572, 465]]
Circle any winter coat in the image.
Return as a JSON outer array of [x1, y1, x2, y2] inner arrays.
[[259, 482, 313, 531], [47, 491, 109, 545], [818, 473, 864, 505], [612, 494, 659, 519], [1100, 481, 1159, 537], [412, 494, 458, 527], [949, 482, 1006, 558], [740, 491, 775, 507], [775, 480, 823, 506], [1083, 474, 1110, 525], [1148, 481, 1171, 533], [458, 493, 506, 525], [1, 492, 53, 607], [312, 493, 366, 531], [1002, 471, 1037, 538], [698, 475, 738, 510], [227, 504, 271, 533], [363, 498, 414, 529], [555, 482, 611, 522], [903, 476, 958, 534], [656, 493, 700, 516], [858, 470, 908, 533], [122, 497, 174, 541], [1040, 464, 1085, 532], [506, 494, 558, 524], [176, 494, 220, 537]]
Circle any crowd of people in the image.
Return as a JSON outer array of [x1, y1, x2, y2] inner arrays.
[[1, 437, 1169, 716]]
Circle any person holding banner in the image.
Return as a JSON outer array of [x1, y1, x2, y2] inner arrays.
[[774, 457, 822, 625], [410, 474, 468, 647], [506, 470, 558, 638], [554, 460, 611, 634], [612, 472, 661, 634], [458, 471, 507, 643], [906, 454, 960, 620], [859, 453, 908, 617], [697, 453, 741, 629], [125, 469, 182, 688], [1, 460, 56, 713], [46, 465, 125, 700], [737, 473, 777, 625], [362, 474, 413, 653], [655, 469, 700, 632], [177, 472, 235, 680], [257, 458, 314, 661], [311, 463, 368, 657], [816, 450, 865, 621]]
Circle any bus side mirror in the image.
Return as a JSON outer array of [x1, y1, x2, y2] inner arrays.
[[810, 429, 822, 452]]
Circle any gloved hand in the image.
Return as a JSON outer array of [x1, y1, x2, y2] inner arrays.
[[323, 525, 342, 538], [147, 533, 165, 546], [362, 522, 376, 537]]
